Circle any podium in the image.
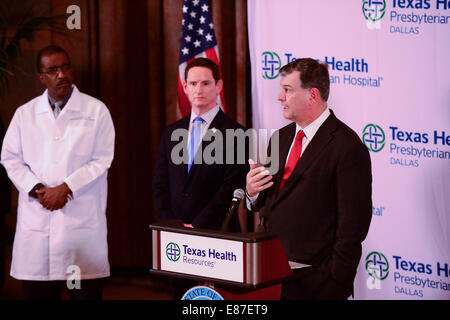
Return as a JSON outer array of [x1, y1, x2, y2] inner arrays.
[[149, 220, 294, 300]]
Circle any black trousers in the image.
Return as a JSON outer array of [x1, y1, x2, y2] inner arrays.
[[22, 278, 105, 300], [280, 267, 351, 300]]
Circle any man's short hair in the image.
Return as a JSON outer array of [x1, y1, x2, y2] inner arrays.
[[36, 45, 70, 73], [184, 58, 220, 83], [279, 58, 330, 102]]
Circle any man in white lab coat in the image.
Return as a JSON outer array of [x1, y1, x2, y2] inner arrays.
[[0, 46, 115, 300]]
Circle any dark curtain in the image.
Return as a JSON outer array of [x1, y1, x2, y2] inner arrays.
[[0, 0, 249, 268]]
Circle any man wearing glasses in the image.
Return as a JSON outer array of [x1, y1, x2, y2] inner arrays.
[[0, 45, 115, 300]]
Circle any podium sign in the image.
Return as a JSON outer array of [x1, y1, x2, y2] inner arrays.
[[160, 231, 244, 282], [151, 220, 293, 289]]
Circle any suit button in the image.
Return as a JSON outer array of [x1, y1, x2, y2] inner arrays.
[[182, 193, 188, 197]]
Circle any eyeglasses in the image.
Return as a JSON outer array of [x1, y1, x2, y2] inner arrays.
[[39, 64, 72, 76]]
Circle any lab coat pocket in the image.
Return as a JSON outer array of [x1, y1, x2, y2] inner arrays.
[[68, 118, 95, 157], [64, 195, 99, 230], [18, 198, 49, 231]]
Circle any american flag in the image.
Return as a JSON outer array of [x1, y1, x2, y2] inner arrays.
[[178, 0, 226, 117]]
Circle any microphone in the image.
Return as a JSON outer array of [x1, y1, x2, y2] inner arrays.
[[220, 189, 245, 232]]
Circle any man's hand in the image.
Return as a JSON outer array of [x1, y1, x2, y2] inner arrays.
[[246, 159, 273, 197], [36, 183, 73, 211]]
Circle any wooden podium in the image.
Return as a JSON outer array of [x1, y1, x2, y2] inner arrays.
[[149, 220, 294, 300]]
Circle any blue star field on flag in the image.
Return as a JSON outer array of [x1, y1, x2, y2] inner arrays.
[[180, 0, 217, 63]]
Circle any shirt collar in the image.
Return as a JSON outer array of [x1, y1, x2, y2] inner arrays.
[[296, 107, 330, 141], [189, 105, 220, 127], [36, 85, 80, 114], [48, 86, 73, 109]]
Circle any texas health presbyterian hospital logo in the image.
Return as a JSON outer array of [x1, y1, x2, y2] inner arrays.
[[366, 251, 389, 289], [362, 124, 386, 152], [362, 0, 387, 29], [366, 251, 390, 280], [261, 51, 281, 80], [362, 123, 450, 168]]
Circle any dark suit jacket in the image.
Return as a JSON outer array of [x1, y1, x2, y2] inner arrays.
[[153, 109, 249, 231], [253, 110, 372, 299]]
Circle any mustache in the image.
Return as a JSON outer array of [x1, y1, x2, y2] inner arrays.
[[57, 79, 70, 86]]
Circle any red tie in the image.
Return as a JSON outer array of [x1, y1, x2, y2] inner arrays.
[[279, 130, 305, 191]]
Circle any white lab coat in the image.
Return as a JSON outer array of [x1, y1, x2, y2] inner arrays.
[[1, 86, 115, 280]]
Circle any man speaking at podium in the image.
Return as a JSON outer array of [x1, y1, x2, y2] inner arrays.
[[152, 58, 248, 299], [246, 58, 372, 300]]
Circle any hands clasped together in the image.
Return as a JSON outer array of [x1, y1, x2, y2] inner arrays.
[[36, 183, 73, 211]]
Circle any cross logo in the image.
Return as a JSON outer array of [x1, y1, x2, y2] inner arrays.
[[166, 242, 181, 262], [363, 123, 385, 152], [362, 0, 386, 22], [366, 251, 389, 280], [362, 0, 386, 30], [261, 51, 281, 80]]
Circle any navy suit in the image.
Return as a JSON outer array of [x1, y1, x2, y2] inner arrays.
[[153, 109, 248, 230], [152, 109, 249, 299]]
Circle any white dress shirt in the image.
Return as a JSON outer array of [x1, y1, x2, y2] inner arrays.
[[187, 105, 220, 150]]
